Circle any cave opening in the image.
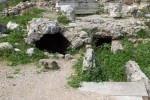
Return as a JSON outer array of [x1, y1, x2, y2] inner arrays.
[[94, 36, 112, 47], [35, 33, 70, 54]]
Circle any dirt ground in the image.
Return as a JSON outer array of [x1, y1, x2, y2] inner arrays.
[[0, 58, 113, 100]]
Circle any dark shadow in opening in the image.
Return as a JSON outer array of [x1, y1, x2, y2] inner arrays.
[[94, 36, 112, 47], [35, 33, 70, 54]]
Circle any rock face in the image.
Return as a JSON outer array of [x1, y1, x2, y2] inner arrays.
[[109, 3, 122, 18], [7, 21, 19, 30], [0, 24, 8, 34], [111, 40, 123, 54], [0, 42, 13, 49], [83, 48, 95, 71], [25, 18, 62, 44], [77, 15, 145, 39], [125, 61, 150, 94]]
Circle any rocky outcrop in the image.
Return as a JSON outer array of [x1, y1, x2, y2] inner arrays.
[[71, 37, 83, 48], [25, 18, 86, 49], [77, 15, 145, 39], [7, 21, 19, 30], [25, 18, 62, 44]]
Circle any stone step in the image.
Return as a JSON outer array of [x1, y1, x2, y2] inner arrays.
[[79, 82, 148, 97]]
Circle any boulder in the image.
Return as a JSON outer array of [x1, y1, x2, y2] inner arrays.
[[26, 48, 34, 56], [125, 61, 150, 94], [58, 5, 75, 21], [7, 21, 19, 30], [82, 48, 95, 71], [84, 37, 92, 44], [0, 42, 13, 49], [79, 31, 88, 38], [26, 18, 62, 44], [71, 37, 83, 48], [127, 5, 138, 17], [111, 40, 123, 54], [109, 3, 122, 18]]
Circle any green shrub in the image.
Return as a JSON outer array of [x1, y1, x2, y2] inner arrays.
[[57, 14, 70, 25], [136, 29, 150, 38], [69, 36, 150, 88]]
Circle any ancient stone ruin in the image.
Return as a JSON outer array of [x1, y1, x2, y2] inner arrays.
[[56, 0, 99, 14], [0, 0, 150, 99]]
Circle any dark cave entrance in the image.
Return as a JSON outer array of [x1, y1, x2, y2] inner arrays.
[[35, 33, 70, 54], [94, 36, 112, 47]]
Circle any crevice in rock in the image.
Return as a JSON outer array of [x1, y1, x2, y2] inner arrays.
[[94, 36, 112, 47], [35, 33, 70, 54]]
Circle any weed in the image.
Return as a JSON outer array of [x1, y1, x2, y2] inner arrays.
[[82, 28, 92, 37], [57, 14, 70, 25], [69, 36, 150, 88], [135, 29, 150, 38], [68, 57, 83, 88], [66, 46, 78, 55]]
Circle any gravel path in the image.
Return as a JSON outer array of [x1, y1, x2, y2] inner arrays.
[[0, 59, 111, 100]]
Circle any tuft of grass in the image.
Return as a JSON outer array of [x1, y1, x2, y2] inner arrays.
[[66, 46, 79, 55], [57, 14, 71, 25], [135, 29, 150, 38], [68, 57, 83, 88], [82, 28, 92, 37]]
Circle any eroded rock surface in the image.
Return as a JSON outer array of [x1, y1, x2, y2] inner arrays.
[[25, 18, 62, 44]]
